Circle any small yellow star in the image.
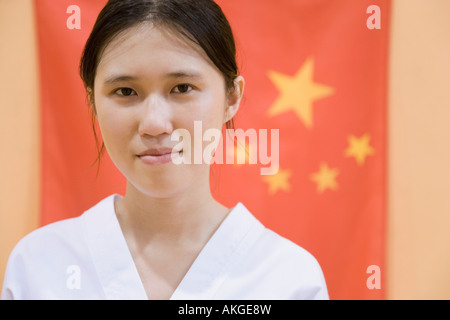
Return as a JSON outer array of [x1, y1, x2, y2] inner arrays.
[[262, 167, 292, 195], [267, 57, 335, 129], [345, 133, 375, 165], [310, 162, 339, 194]]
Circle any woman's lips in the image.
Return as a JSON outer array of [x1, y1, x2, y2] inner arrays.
[[137, 149, 182, 165]]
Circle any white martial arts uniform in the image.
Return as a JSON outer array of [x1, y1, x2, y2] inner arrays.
[[1, 195, 328, 300]]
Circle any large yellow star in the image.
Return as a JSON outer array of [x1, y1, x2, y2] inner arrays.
[[345, 133, 375, 165], [310, 162, 339, 194], [262, 167, 292, 195], [267, 57, 335, 129]]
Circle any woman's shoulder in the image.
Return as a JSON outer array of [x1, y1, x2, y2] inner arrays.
[[227, 203, 329, 299], [253, 223, 325, 279], [1, 195, 116, 300], [6, 195, 116, 261], [12, 217, 82, 255], [233, 202, 322, 269]]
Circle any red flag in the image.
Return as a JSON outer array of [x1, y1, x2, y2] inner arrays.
[[213, 0, 389, 299], [35, 0, 388, 299], [35, 0, 121, 226]]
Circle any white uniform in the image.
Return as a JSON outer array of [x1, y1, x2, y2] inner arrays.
[[1, 195, 328, 300]]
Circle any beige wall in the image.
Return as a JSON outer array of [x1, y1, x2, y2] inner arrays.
[[0, 0, 40, 290], [388, 0, 450, 299], [0, 0, 449, 299]]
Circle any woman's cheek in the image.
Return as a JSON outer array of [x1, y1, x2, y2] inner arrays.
[[190, 91, 227, 129], [98, 108, 134, 156]]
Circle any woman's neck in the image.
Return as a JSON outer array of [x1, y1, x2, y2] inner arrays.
[[114, 179, 230, 248]]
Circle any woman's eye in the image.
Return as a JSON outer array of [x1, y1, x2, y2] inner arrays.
[[172, 84, 193, 94], [115, 88, 136, 97]]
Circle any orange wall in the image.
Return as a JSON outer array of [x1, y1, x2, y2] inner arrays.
[[387, 0, 450, 299], [0, 0, 449, 299], [0, 0, 40, 291]]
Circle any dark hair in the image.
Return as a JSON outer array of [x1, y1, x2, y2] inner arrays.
[[79, 0, 239, 168]]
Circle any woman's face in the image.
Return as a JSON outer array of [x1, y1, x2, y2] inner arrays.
[[93, 23, 242, 198]]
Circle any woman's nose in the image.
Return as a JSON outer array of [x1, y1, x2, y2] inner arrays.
[[138, 95, 173, 137]]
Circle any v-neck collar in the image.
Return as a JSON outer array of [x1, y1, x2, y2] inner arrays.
[[170, 201, 264, 299], [82, 194, 147, 299], [82, 194, 264, 300]]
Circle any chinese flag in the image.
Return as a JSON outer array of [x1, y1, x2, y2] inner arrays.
[[35, 0, 388, 299]]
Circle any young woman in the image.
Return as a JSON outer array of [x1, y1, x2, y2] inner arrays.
[[2, 0, 328, 300]]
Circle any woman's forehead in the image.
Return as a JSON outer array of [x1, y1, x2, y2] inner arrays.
[[97, 22, 214, 74]]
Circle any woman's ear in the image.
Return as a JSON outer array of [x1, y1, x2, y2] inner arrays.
[[224, 75, 245, 123]]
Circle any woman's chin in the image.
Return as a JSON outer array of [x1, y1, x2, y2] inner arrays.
[[128, 173, 196, 199]]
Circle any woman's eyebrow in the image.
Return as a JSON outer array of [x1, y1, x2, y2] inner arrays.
[[103, 75, 138, 85], [166, 71, 202, 80], [103, 71, 202, 86]]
